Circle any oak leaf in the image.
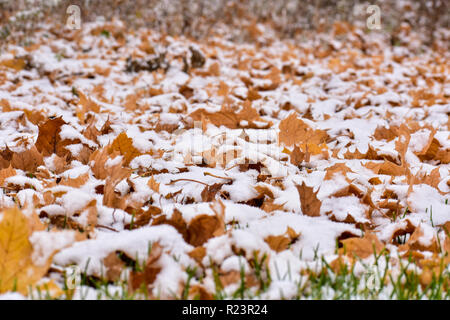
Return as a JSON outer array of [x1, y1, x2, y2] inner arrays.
[[103, 252, 125, 282], [265, 227, 300, 252], [340, 232, 384, 259], [324, 163, 353, 180], [261, 199, 285, 213], [398, 226, 439, 253], [35, 117, 70, 157], [147, 176, 160, 193], [129, 242, 163, 293], [296, 182, 321, 217], [279, 113, 328, 149], [11, 145, 44, 173], [201, 183, 223, 202], [187, 214, 224, 247], [265, 235, 290, 252], [77, 91, 100, 122], [189, 107, 239, 129], [188, 246, 206, 265], [0, 165, 16, 187], [59, 172, 90, 188], [290, 144, 309, 166], [152, 209, 189, 241], [108, 132, 141, 165]]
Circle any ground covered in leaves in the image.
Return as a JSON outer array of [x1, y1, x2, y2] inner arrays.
[[0, 20, 449, 299]]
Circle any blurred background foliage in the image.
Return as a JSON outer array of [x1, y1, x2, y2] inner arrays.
[[0, 0, 448, 48]]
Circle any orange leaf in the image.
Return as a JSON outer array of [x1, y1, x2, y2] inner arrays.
[[0, 58, 25, 71], [0, 165, 16, 187], [324, 163, 353, 180], [279, 113, 328, 147], [108, 132, 141, 165], [265, 234, 290, 252], [147, 176, 160, 193]]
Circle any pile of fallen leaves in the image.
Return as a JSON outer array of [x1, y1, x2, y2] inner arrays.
[[0, 20, 449, 299]]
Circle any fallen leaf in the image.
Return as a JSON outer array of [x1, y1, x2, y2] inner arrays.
[[11, 145, 44, 173], [189, 107, 239, 129], [103, 252, 125, 282], [261, 199, 285, 213], [219, 270, 259, 288], [89, 147, 113, 180], [126, 206, 161, 229], [296, 182, 321, 217], [379, 160, 405, 176], [35, 117, 70, 157], [398, 226, 439, 253], [324, 163, 353, 180], [82, 117, 100, 144], [59, 172, 90, 188], [188, 284, 213, 300], [340, 232, 384, 259], [265, 234, 290, 252], [108, 132, 141, 165], [188, 246, 206, 265], [152, 209, 189, 241], [0, 58, 26, 71], [0, 208, 52, 293], [129, 242, 163, 293], [0, 165, 16, 187], [279, 112, 328, 148], [290, 144, 309, 166], [32, 279, 64, 299], [77, 91, 100, 122], [187, 214, 224, 247], [147, 176, 160, 193], [201, 183, 223, 202]]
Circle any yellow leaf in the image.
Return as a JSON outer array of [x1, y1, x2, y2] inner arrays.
[[0, 208, 49, 294], [33, 279, 64, 299], [1, 58, 26, 71]]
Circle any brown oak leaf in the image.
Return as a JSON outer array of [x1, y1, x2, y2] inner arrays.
[[35, 117, 71, 157], [296, 182, 321, 217]]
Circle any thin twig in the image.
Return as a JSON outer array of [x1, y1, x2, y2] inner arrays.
[[169, 178, 209, 186], [95, 224, 119, 232], [203, 172, 233, 180]]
